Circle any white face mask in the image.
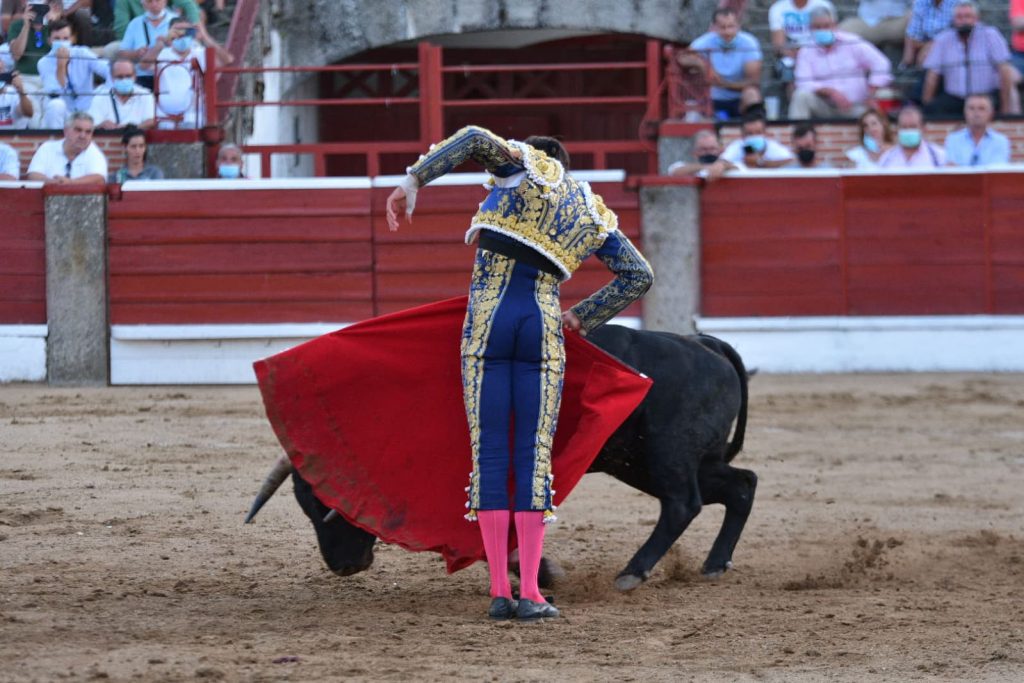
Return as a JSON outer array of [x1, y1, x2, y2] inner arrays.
[[146, 9, 167, 20]]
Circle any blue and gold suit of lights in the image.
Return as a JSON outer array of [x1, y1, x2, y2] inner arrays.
[[407, 125, 654, 522]]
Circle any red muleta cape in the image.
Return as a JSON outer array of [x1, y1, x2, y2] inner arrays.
[[254, 296, 651, 573]]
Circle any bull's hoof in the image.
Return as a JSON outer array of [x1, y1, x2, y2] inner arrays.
[[614, 572, 646, 592], [330, 563, 372, 577], [701, 560, 733, 580], [538, 557, 567, 589]]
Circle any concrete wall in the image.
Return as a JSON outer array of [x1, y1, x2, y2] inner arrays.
[[278, 0, 717, 70]]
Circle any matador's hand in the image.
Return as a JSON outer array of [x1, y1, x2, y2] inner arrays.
[[385, 186, 407, 231], [561, 310, 583, 335]]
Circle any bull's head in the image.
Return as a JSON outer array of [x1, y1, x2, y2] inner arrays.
[[245, 457, 376, 576]]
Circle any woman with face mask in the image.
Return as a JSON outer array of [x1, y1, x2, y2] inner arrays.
[[845, 107, 895, 168], [109, 125, 164, 182]]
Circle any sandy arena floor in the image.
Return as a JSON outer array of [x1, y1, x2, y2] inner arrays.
[[1, 373, 1023, 682]]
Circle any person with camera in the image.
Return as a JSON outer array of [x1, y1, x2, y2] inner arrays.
[[36, 16, 109, 127], [143, 15, 229, 128], [0, 68, 33, 126], [2, 2, 63, 124], [718, 110, 795, 170], [117, 0, 178, 90]]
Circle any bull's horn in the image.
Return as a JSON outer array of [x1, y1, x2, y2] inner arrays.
[[243, 456, 293, 523], [323, 510, 339, 523]]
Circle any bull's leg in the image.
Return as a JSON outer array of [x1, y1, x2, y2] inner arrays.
[[698, 464, 757, 578], [615, 479, 702, 591]]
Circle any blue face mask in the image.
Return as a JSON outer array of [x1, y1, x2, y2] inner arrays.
[[218, 164, 241, 179], [172, 37, 193, 53], [113, 77, 135, 95], [862, 135, 879, 153], [898, 128, 922, 148], [743, 135, 766, 153], [51, 39, 72, 51], [813, 30, 835, 47]]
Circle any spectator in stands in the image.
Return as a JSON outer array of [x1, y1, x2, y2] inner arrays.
[[667, 129, 737, 177], [877, 104, 946, 166], [845, 107, 895, 167], [117, 0, 178, 90], [839, 0, 910, 48], [0, 139, 18, 178], [790, 7, 893, 119], [37, 17, 110, 127], [944, 93, 1011, 166], [788, 121, 829, 167], [1012, 0, 1024, 77], [215, 141, 243, 178], [199, 0, 224, 28], [770, 0, 838, 53], [89, 57, 153, 127], [3, 2, 63, 118], [109, 124, 162, 180], [922, 1, 1018, 116], [113, 0, 196, 40], [903, 0, 958, 67], [26, 109, 107, 182], [720, 111, 795, 169], [688, 8, 763, 120], [0, 68, 33, 126], [147, 16, 230, 128]]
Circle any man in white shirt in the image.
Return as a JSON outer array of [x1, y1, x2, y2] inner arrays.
[[26, 110, 107, 183], [89, 57, 155, 128], [0, 141, 19, 179], [718, 111, 795, 170], [36, 18, 110, 128], [0, 70, 33, 128]]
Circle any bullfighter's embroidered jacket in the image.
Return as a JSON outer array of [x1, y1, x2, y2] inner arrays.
[[406, 125, 654, 331]]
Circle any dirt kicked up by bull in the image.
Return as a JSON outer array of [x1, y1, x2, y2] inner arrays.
[[244, 325, 757, 592]]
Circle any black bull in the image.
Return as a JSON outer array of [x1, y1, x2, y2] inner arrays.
[[272, 325, 757, 591]]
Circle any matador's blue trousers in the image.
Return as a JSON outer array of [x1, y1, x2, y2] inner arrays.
[[461, 248, 564, 519]]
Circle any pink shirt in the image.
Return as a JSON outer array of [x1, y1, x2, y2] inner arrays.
[[1011, 0, 1024, 53], [877, 141, 946, 168], [794, 31, 893, 105]]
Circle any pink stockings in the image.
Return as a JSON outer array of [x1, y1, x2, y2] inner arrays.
[[477, 509, 547, 603], [478, 510, 512, 598]]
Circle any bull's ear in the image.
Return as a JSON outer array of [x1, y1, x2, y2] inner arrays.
[[244, 456, 293, 523]]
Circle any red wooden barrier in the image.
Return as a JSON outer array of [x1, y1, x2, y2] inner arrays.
[[0, 188, 46, 324], [107, 187, 375, 324], [700, 173, 1024, 317], [104, 181, 642, 325]]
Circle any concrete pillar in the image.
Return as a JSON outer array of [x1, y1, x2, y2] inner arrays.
[[639, 184, 701, 335], [148, 142, 206, 179], [44, 191, 109, 385]]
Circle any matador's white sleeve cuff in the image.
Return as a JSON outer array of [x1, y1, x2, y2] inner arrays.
[[400, 173, 419, 217]]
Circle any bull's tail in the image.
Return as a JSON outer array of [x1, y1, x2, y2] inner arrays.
[[698, 334, 748, 462]]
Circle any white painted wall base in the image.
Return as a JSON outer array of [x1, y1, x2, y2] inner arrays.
[[110, 324, 349, 385], [697, 316, 1024, 373], [0, 326, 47, 382], [109, 316, 1024, 383]]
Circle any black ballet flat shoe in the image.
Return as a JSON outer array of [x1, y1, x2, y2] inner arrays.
[[488, 597, 518, 620], [516, 598, 560, 620]]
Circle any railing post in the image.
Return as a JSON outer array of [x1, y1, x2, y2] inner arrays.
[[205, 45, 218, 129], [418, 42, 444, 145], [645, 39, 662, 123]]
